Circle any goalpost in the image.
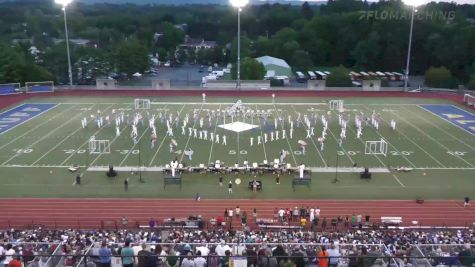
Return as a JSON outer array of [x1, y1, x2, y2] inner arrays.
[[463, 93, 475, 107], [134, 99, 151, 110], [89, 136, 111, 155], [0, 83, 21, 95], [25, 81, 55, 93], [329, 100, 344, 112]]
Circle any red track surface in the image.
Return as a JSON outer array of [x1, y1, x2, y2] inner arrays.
[[0, 198, 473, 230], [0, 90, 473, 230]]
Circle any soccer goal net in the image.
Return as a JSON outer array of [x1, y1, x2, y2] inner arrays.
[[25, 81, 55, 93], [463, 93, 475, 107], [0, 83, 21, 95], [365, 138, 388, 156], [89, 136, 111, 154], [329, 100, 344, 112], [134, 99, 151, 110]]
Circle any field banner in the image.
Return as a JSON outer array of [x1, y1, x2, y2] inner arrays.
[[0, 103, 57, 134]]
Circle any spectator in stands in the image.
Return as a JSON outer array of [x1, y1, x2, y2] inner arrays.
[[149, 218, 157, 228], [246, 246, 257, 267], [290, 246, 305, 267], [121, 240, 135, 267], [272, 245, 286, 265], [22, 244, 35, 264], [146, 246, 158, 267], [98, 241, 112, 267], [326, 244, 340, 267], [181, 252, 195, 267]]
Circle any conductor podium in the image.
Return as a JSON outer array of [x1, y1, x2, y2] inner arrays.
[[292, 164, 311, 191]]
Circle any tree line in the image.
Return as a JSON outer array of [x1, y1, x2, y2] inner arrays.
[[0, 0, 474, 88]]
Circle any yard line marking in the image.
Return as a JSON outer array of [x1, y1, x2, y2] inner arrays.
[[271, 103, 297, 166], [255, 104, 268, 162], [359, 105, 417, 168], [290, 105, 329, 167], [415, 105, 475, 150], [117, 105, 161, 167], [1, 105, 89, 166], [391, 110, 474, 168], [59, 104, 116, 166], [31, 104, 97, 165], [208, 104, 222, 165], [0, 104, 73, 151], [149, 104, 182, 166], [180, 102, 205, 163], [392, 174, 406, 188], [363, 106, 446, 168]]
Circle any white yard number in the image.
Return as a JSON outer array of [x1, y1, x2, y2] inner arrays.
[[14, 148, 33, 154], [337, 151, 360, 156], [64, 149, 86, 154], [390, 151, 414, 156], [229, 150, 248, 155], [116, 149, 140, 155], [447, 151, 466, 156]]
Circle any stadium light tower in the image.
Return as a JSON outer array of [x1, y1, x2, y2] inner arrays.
[[402, 0, 425, 91], [55, 0, 74, 87], [230, 0, 248, 89]]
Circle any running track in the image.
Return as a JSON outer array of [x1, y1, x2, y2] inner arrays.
[[0, 90, 473, 230], [0, 198, 473, 230]]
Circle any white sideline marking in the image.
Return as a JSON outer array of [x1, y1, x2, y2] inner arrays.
[[392, 174, 406, 188]]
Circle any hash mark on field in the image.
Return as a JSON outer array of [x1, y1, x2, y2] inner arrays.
[[208, 104, 222, 165], [59, 104, 116, 166], [149, 104, 181, 166], [392, 110, 474, 168], [271, 103, 297, 166], [32, 104, 97, 165], [290, 105, 328, 167], [180, 103, 205, 163], [1, 105, 88, 166], [0, 104, 73, 151]]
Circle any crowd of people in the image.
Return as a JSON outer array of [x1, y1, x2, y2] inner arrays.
[[1, 226, 475, 267]]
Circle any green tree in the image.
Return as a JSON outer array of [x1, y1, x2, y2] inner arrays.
[[351, 31, 381, 69], [291, 50, 314, 69], [231, 57, 266, 80], [424, 66, 455, 88], [326, 65, 352, 87], [115, 40, 150, 77]]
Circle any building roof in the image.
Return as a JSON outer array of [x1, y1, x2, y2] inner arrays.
[[255, 56, 290, 69]]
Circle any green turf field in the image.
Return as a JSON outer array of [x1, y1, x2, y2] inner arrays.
[[0, 96, 474, 199]]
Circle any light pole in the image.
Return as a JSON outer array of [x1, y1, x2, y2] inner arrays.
[[230, 0, 248, 89], [55, 0, 74, 87], [403, 0, 425, 91]]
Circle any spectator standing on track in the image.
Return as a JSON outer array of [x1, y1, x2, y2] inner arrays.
[[317, 246, 329, 267], [464, 197, 470, 207], [138, 244, 149, 267], [292, 207, 299, 222], [180, 252, 195, 267], [327, 244, 340, 267], [235, 206, 241, 217], [253, 208, 257, 219], [98, 241, 112, 267], [121, 241, 135, 267], [194, 251, 207, 267]]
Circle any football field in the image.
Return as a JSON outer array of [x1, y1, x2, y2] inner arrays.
[[0, 95, 474, 199]]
